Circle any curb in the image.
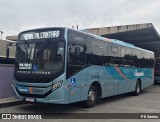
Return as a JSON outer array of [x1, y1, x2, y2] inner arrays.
[[0, 100, 26, 108]]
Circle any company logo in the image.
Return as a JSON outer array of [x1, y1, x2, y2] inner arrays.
[[2, 114, 11, 119], [18, 87, 29, 92], [134, 70, 144, 77], [1, 114, 42, 120]]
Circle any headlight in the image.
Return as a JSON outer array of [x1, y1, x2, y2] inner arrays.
[[52, 81, 63, 91]]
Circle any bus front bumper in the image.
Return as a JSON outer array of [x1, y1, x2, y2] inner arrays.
[[11, 84, 69, 104]]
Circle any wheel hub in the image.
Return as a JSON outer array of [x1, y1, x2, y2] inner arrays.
[[88, 90, 96, 103]]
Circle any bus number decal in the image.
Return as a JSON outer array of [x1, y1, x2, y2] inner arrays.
[[91, 75, 99, 79], [23, 33, 33, 40]]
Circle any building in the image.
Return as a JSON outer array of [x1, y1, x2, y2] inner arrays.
[[0, 39, 15, 58], [0, 39, 15, 98]]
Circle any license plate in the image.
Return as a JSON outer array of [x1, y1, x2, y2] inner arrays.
[[25, 97, 35, 102]]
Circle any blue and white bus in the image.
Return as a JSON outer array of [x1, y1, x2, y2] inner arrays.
[[12, 27, 154, 107]]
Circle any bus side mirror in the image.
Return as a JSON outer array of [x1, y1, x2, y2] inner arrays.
[[6, 48, 10, 59]]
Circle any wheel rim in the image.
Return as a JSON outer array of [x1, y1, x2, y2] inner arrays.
[[88, 89, 96, 103]]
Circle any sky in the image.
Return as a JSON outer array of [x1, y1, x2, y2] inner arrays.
[[0, 0, 160, 39]]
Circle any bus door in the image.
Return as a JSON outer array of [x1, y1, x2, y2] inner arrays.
[[67, 43, 86, 103]]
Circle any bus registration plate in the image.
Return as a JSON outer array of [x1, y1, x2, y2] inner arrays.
[[25, 97, 35, 102]]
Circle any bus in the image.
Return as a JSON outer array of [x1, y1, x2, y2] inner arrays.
[[12, 27, 154, 107], [154, 59, 160, 84]]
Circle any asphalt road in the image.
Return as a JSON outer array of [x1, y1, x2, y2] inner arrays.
[[0, 85, 160, 122]]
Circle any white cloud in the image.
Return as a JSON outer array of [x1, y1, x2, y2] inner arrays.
[[0, 0, 160, 39]]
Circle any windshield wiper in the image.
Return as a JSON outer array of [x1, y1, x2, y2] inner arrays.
[[23, 40, 31, 62]]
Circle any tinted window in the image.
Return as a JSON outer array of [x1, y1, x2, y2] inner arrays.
[[68, 31, 85, 44], [68, 44, 85, 65], [86, 37, 108, 65]]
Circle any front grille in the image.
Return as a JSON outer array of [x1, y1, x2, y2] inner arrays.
[[16, 88, 52, 98], [14, 71, 62, 83]]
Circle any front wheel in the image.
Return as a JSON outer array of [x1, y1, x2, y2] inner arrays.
[[83, 85, 98, 108], [133, 81, 141, 96]]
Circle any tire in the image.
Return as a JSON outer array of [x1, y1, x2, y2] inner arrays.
[[133, 80, 141, 96], [83, 85, 98, 108]]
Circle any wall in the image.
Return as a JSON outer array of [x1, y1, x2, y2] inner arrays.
[[0, 65, 14, 98]]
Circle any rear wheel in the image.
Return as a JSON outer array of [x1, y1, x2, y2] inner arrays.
[[133, 80, 141, 96], [84, 85, 98, 108]]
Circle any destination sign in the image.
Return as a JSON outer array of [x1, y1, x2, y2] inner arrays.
[[20, 30, 61, 40]]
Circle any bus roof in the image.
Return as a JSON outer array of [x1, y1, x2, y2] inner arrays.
[[71, 28, 154, 54], [18, 27, 154, 54]]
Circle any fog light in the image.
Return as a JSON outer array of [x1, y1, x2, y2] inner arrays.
[[52, 81, 63, 91]]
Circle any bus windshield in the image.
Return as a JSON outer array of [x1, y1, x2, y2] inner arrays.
[[15, 39, 65, 75]]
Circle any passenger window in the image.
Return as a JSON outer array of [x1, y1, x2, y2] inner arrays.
[[68, 44, 85, 65]]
